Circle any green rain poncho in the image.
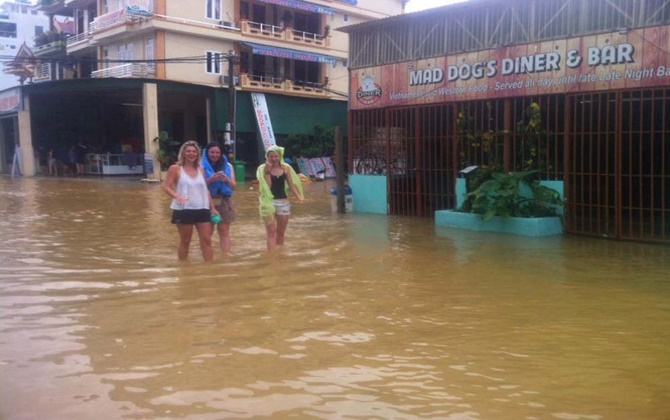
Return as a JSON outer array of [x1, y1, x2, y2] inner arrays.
[[256, 145, 304, 224]]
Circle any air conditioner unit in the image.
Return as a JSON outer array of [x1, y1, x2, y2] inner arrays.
[[222, 75, 240, 85]]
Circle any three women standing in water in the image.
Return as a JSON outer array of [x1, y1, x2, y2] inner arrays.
[[165, 141, 304, 260]]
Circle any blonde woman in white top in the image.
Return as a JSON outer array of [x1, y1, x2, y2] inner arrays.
[[163, 141, 219, 262]]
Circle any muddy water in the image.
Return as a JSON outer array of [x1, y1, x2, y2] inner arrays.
[[1, 176, 669, 419]]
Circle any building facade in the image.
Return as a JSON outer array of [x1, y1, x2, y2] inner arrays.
[[342, 0, 670, 243], [0, 0, 50, 89], [1, 0, 404, 178]]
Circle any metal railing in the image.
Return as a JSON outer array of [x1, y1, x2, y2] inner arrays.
[[240, 74, 328, 97], [91, 63, 155, 78]]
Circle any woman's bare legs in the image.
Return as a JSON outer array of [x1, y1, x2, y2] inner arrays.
[[176, 224, 194, 260], [265, 221, 277, 250], [195, 222, 214, 261], [275, 214, 290, 246], [217, 222, 232, 253]]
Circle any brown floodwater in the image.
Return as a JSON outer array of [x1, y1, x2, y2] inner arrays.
[[1, 175, 669, 419]]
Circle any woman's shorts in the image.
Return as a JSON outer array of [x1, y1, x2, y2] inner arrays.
[[171, 209, 211, 224], [213, 196, 236, 224], [272, 200, 291, 216]]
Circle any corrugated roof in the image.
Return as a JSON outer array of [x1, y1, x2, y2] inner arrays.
[[337, 0, 491, 33]]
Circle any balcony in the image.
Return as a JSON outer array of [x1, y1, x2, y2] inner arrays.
[[33, 32, 69, 57], [240, 73, 328, 98], [240, 20, 329, 48], [91, 63, 155, 79]]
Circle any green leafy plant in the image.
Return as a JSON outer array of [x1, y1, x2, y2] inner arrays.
[[284, 125, 334, 158], [463, 170, 563, 220], [152, 131, 179, 170]]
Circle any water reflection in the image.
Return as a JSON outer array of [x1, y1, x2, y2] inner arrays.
[[1, 176, 669, 419]]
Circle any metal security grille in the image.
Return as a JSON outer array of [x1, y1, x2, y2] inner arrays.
[[566, 92, 618, 238], [350, 105, 457, 217], [387, 105, 457, 217], [620, 89, 670, 242], [566, 90, 670, 242], [509, 96, 566, 180], [456, 97, 564, 179]]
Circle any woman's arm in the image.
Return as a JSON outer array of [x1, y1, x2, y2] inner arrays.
[[284, 165, 304, 203], [200, 168, 219, 215], [225, 162, 237, 190], [163, 165, 187, 205]]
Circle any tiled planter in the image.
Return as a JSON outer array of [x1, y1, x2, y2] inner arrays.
[[435, 210, 563, 237]]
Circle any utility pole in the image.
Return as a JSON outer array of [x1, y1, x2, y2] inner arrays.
[[227, 50, 237, 161]]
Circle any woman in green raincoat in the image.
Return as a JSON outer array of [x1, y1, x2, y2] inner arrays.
[[256, 146, 304, 250]]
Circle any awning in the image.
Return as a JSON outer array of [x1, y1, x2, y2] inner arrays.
[[257, 0, 334, 16], [244, 42, 338, 65]]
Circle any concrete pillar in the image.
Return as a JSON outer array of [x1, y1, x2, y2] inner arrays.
[[18, 94, 35, 177], [143, 82, 160, 179]]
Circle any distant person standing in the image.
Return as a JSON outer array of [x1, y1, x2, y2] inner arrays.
[[75, 141, 88, 176], [47, 148, 58, 176], [67, 146, 76, 176], [256, 145, 304, 250], [202, 142, 237, 253], [163, 141, 218, 262]]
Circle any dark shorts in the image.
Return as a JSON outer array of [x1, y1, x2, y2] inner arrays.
[[171, 209, 210, 224], [213, 196, 236, 224]]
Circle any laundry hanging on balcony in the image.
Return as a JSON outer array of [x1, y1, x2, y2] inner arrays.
[[244, 42, 338, 66], [257, 0, 335, 16]]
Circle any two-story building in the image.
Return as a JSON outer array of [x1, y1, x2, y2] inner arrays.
[[1, 0, 404, 178]]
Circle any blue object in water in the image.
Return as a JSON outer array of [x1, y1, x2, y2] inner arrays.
[[330, 185, 353, 195]]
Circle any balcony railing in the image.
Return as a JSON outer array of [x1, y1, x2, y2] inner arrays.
[[66, 31, 89, 47], [240, 20, 329, 47], [240, 73, 328, 97], [91, 63, 155, 78]]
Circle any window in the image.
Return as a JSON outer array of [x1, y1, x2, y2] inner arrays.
[[206, 0, 221, 20], [118, 43, 134, 62], [0, 22, 17, 39], [35, 26, 44, 38], [206, 51, 221, 74], [146, 38, 154, 72]]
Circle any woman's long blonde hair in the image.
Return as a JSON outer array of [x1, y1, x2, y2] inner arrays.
[[177, 141, 202, 168]]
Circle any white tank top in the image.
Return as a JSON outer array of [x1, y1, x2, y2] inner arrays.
[[170, 166, 210, 210]]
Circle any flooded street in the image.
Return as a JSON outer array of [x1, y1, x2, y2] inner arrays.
[[1, 176, 669, 419]]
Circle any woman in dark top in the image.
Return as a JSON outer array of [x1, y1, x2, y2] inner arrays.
[[256, 146, 304, 250]]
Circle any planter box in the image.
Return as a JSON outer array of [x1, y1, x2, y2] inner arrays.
[[435, 210, 563, 237]]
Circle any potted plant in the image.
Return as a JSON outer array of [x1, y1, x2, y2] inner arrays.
[[463, 169, 563, 220], [437, 101, 564, 236]]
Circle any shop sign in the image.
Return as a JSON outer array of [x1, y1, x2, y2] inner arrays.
[[351, 24, 670, 109]]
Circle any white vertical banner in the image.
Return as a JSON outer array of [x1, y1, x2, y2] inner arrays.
[[250, 92, 276, 152]]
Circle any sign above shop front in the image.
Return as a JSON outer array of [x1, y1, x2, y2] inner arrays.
[[350, 25, 670, 109], [257, 0, 335, 15]]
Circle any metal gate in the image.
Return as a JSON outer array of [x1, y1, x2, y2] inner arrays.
[[566, 90, 670, 242], [350, 105, 457, 217]]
